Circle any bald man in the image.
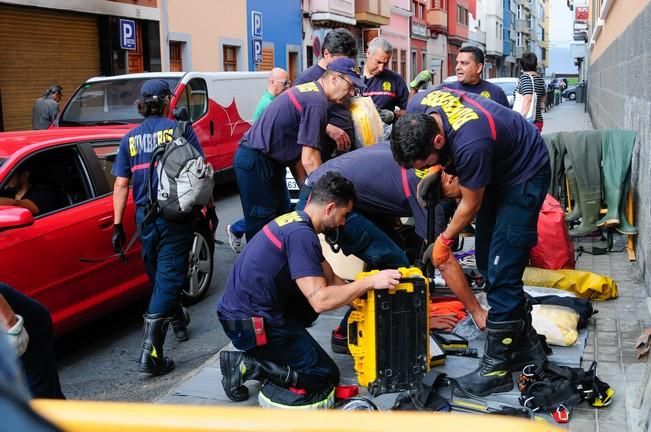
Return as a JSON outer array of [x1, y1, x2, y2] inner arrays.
[[253, 67, 290, 121]]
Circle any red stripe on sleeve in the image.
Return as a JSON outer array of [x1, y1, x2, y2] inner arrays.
[[263, 225, 283, 250]]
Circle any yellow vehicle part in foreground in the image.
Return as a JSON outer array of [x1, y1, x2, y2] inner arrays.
[[32, 399, 562, 432]]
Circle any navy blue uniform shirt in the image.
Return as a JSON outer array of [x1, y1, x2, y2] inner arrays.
[[362, 69, 409, 111], [217, 211, 324, 325], [244, 82, 328, 164], [307, 143, 429, 239], [407, 89, 549, 190], [442, 80, 510, 108], [295, 64, 355, 159], [112, 116, 202, 206]]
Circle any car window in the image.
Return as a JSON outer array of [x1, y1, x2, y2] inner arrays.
[[495, 81, 517, 96], [0, 158, 5, 168], [59, 77, 180, 126], [1, 146, 91, 217], [175, 78, 208, 122], [91, 143, 120, 190]]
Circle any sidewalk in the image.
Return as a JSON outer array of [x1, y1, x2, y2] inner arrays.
[[158, 102, 650, 432]]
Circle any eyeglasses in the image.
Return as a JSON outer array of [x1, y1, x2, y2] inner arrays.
[[338, 74, 354, 92], [277, 80, 291, 87]]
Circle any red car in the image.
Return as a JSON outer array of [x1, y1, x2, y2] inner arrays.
[[0, 128, 214, 334]]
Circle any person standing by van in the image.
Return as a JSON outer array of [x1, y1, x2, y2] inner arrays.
[[227, 68, 291, 253], [295, 28, 358, 160], [32, 85, 63, 130], [234, 58, 365, 242]]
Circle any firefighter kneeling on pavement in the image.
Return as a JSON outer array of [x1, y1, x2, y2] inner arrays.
[[217, 172, 401, 408]]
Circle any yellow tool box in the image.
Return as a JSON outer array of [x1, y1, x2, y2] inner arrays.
[[348, 267, 430, 396]]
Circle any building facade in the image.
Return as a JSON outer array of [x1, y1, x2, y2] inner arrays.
[[246, 0, 302, 80], [0, 0, 160, 131], [380, 1, 410, 79], [166, 0, 247, 72], [583, 0, 651, 294]]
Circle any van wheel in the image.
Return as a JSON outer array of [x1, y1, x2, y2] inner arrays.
[[183, 228, 214, 305]]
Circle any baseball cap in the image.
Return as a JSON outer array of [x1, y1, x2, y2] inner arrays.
[[140, 79, 172, 101], [327, 58, 366, 89]]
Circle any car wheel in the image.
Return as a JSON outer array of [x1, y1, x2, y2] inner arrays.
[[183, 228, 214, 304], [569, 92, 576, 100]]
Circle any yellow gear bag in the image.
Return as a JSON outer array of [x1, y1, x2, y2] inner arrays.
[[523, 267, 618, 300], [349, 96, 384, 147]]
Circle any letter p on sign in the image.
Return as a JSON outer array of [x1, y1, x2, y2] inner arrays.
[[120, 19, 136, 50]]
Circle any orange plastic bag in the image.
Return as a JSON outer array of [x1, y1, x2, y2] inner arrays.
[[530, 194, 575, 270]]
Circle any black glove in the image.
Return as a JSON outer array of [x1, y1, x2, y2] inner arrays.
[[378, 109, 395, 124], [207, 207, 219, 232], [421, 243, 434, 269], [416, 170, 443, 208], [112, 223, 126, 254]]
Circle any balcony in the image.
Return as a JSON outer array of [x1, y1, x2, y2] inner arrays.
[[426, 8, 448, 34], [411, 21, 427, 39], [307, 0, 356, 25], [355, 0, 391, 27], [515, 19, 530, 34], [471, 30, 486, 45], [516, 0, 530, 10], [514, 46, 525, 58]]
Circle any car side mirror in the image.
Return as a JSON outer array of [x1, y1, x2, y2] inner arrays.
[[0, 206, 34, 230], [173, 106, 190, 122]]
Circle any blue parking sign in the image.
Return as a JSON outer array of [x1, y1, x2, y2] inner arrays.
[[251, 11, 263, 39], [120, 19, 136, 50], [253, 39, 262, 64]]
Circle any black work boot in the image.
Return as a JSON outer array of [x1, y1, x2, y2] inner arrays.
[[220, 351, 298, 402], [137, 313, 175, 376], [171, 307, 190, 342], [511, 311, 549, 372], [454, 319, 519, 397]]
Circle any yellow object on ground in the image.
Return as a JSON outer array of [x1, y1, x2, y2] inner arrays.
[[523, 267, 618, 300], [350, 96, 384, 147], [531, 304, 579, 346], [31, 399, 564, 432]]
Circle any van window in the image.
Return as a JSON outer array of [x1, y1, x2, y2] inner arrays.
[[59, 77, 180, 126], [175, 78, 208, 122]]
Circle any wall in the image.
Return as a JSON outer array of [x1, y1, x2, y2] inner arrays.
[[587, 1, 651, 293], [381, 1, 410, 76], [246, 0, 302, 71], [167, 0, 247, 71]]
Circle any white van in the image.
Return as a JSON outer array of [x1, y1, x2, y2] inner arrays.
[[55, 71, 269, 182]]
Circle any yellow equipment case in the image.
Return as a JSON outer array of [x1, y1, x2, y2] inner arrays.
[[348, 267, 430, 396]]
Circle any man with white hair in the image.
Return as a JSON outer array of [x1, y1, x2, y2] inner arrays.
[[253, 67, 291, 121], [361, 37, 409, 127]]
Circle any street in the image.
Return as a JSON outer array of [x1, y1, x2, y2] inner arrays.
[[56, 183, 243, 402]]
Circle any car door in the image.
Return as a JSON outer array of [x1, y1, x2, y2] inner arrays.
[[0, 141, 148, 333]]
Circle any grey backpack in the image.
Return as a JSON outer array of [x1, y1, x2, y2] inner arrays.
[[147, 121, 214, 221]]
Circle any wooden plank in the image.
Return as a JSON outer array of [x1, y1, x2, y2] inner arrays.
[[627, 189, 637, 261]]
